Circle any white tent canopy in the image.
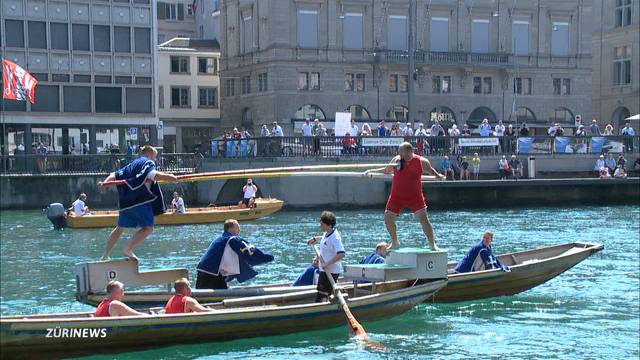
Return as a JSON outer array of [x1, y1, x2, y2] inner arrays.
[[624, 114, 639, 121]]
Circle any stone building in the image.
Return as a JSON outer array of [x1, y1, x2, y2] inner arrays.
[[156, 0, 197, 44], [219, 0, 593, 135]]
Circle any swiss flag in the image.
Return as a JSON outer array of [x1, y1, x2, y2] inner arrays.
[[2, 59, 38, 104]]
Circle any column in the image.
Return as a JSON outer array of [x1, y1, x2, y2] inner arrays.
[[175, 126, 183, 153], [24, 124, 33, 154], [89, 125, 97, 154], [62, 127, 70, 155]]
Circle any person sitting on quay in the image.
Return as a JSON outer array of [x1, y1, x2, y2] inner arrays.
[[71, 193, 91, 216], [599, 166, 611, 179], [613, 166, 627, 179], [454, 231, 510, 274], [498, 155, 511, 180], [509, 155, 523, 180], [171, 192, 186, 214], [242, 179, 258, 209], [292, 256, 320, 287], [441, 156, 454, 180], [307, 211, 345, 302], [594, 155, 606, 177], [617, 154, 627, 170], [196, 219, 274, 290], [360, 242, 388, 265], [164, 278, 214, 314], [94, 281, 147, 317], [605, 153, 617, 176], [471, 153, 481, 180]]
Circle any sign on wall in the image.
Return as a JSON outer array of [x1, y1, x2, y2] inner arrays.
[[362, 137, 405, 147], [458, 137, 499, 147]]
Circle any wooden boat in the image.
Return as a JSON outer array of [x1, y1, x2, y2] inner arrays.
[[65, 198, 284, 228], [0, 279, 446, 358], [428, 242, 604, 302]]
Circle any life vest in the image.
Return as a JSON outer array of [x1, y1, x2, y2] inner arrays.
[[94, 299, 112, 317]]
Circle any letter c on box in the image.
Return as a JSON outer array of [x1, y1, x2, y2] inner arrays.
[[427, 261, 434, 270]]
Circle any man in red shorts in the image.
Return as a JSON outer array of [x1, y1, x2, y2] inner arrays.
[[365, 142, 445, 250]]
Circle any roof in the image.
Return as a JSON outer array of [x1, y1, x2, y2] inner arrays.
[[159, 38, 220, 51]]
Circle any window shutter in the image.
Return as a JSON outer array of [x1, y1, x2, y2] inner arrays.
[[178, 4, 184, 20], [157, 2, 166, 20]]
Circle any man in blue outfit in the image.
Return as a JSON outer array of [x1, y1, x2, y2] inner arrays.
[[454, 231, 510, 273], [196, 219, 274, 290], [360, 242, 388, 264], [100, 145, 178, 260], [292, 256, 320, 287]]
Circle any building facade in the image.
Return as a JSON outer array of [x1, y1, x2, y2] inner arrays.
[[195, 0, 221, 40], [592, 0, 639, 129], [157, 38, 220, 153], [156, 0, 196, 44], [219, 0, 593, 135], [1, 0, 157, 155]]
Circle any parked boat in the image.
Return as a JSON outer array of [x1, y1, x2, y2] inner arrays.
[[63, 198, 284, 228], [0, 279, 446, 358], [429, 241, 604, 302]]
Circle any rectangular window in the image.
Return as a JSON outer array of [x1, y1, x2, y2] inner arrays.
[[430, 17, 449, 52], [198, 87, 217, 107], [442, 76, 451, 93], [241, 76, 251, 94], [115, 76, 132, 84], [514, 77, 532, 95], [471, 19, 489, 53], [345, 73, 355, 91], [126, 88, 152, 113], [562, 78, 571, 95], [93, 25, 111, 52], [114, 26, 131, 53], [72, 24, 90, 51], [473, 77, 482, 94], [399, 74, 408, 93], [159, 85, 164, 109], [28, 21, 47, 49], [483, 77, 492, 94], [135, 77, 151, 85], [553, 78, 562, 95], [298, 10, 319, 48], [63, 86, 91, 112], [171, 87, 190, 107], [95, 87, 122, 113], [225, 79, 235, 96], [170, 56, 189, 73], [5, 20, 24, 47], [243, 16, 253, 53], [94, 75, 112, 84], [166, 3, 177, 20], [73, 75, 90, 83], [299, 72, 309, 90], [198, 57, 216, 74], [613, 45, 632, 85], [512, 20, 529, 55], [432, 75, 451, 93], [52, 74, 70, 82], [615, 0, 633, 27], [50, 23, 69, 50], [310, 72, 320, 91], [31, 85, 59, 112], [432, 76, 441, 93], [343, 13, 363, 49], [258, 73, 268, 92], [388, 15, 408, 51], [356, 73, 365, 92], [134, 28, 151, 54], [551, 22, 569, 56], [187, 4, 194, 16], [389, 74, 398, 92]]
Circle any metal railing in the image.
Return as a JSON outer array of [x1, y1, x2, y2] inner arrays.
[[0, 153, 203, 175], [210, 135, 640, 159]]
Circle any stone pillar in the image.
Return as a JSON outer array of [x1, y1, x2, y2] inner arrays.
[[89, 125, 97, 154], [175, 126, 183, 153], [61, 127, 70, 154], [24, 123, 33, 154]]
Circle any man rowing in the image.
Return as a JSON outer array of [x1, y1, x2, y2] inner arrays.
[[307, 211, 345, 302], [365, 142, 445, 250], [99, 145, 178, 260], [94, 281, 146, 317]]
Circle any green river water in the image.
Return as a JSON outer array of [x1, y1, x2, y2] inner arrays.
[[1, 206, 638, 359]]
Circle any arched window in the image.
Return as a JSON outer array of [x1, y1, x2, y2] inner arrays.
[[468, 106, 497, 123], [612, 106, 631, 129], [552, 107, 574, 123], [386, 105, 408, 121], [346, 105, 371, 120], [241, 107, 253, 128], [294, 104, 326, 120], [508, 107, 537, 124]]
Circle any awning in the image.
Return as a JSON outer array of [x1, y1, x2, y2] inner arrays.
[[624, 114, 639, 121]]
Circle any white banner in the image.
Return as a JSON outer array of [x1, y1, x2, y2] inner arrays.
[[334, 112, 351, 137], [458, 137, 499, 147], [362, 137, 404, 147]]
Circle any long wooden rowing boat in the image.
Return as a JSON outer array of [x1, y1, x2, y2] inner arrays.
[[429, 241, 604, 302], [65, 198, 284, 228], [0, 279, 446, 358], [80, 242, 602, 309]]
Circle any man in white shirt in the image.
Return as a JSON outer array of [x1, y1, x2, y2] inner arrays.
[[242, 179, 258, 208], [414, 123, 428, 136], [171, 192, 186, 214], [402, 122, 414, 137], [621, 122, 636, 152], [494, 120, 506, 136], [349, 120, 359, 137], [271, 122, 284, 137], [302, 119, 313, 137], [71, 193, 90, 216], [307, 211, 345, 302]]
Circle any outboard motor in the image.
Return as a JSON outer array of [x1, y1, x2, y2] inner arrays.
[[46, 203, 67, 229]]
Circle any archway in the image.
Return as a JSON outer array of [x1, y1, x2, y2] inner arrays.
[[386, 105, 408, 121], [345, 105, 371, 121], [294, 104, 326, 120], [612, 106, 631, 129], [468, 106, 497, 124], [508, 107, 537, 124], [215, 179, 264, 206], [429, 106, 456, 128], [241, 107, 254, 129], [552, 107, 574, 123]]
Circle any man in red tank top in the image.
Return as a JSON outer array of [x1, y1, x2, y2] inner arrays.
[[94, 280, 146, 317], [164, 278, 213, 314], [365, 142, 445, 250]]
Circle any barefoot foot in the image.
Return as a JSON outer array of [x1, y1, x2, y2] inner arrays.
[[122, 248, 139, 261]]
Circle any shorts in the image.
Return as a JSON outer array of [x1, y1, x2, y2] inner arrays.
[[316, 271, 340, 301], [242, 197, 253, 207], [385, 196, 427, 214], [473, 167, 480, 174], [196, 271, 228, 290], [117, 204, 154, 228]]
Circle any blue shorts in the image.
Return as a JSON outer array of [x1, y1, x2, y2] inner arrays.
[[117, 205, 154, 228]]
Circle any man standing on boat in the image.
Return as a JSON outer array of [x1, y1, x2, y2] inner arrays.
[[242, 179, 258, 208], [454, 231, 509, 273], [364, 142, 445, 250], [99, 145, 178, 260]]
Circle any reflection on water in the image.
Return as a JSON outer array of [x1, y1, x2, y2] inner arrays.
[[1, 206, 639, 359]]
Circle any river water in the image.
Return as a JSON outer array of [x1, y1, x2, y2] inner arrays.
[[1, 206, 638, 359]]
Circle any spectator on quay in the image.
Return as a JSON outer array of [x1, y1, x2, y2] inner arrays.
[[361, 123, 372, 136], [575, 125, 587, 136], [402, 122, 414, 137], [509, 155, 523, 179], [441, 156, 454, 180], [312, 121, 324, 155], [415, 123, 429, 155], [590, 119, 601, 136], [460, 156, 470, 180], [498, 155, 511, 180], [451, 155, 462, 181], [126, 141, 135, 156], [603, 123, 615, 136], [605, 153, 617, 175], [377, 121, 387, 137], [260, 124, 270, 137], [471, 153, 481, 180], [349, 119, 360, 137], [556, 123, 565, 136], [461, 123, 472, 136], [505, 124, 517, 153], [548, 123, 558, 136], [495, 120, 506, 137], [431, 122, 445, 137], [36, 142, 48, 173], [594, 155, 606, 177], [342, 132, 357, 154], [302, 119, 313, 154], [621, 121, 636, 152], [599, 166, 611, 179], [617, 154, 627, 170], [390, 123, 402, 136], [479, 118, 492, 137], [449, 124, 461, 137], [614, 166, 627, 178], [519, 123, 530, 136], [271, 122, 284, 137], [449, 124, 461, 154], [415, 123, 429, 137]]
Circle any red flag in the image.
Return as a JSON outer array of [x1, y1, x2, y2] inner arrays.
[[2, 59, 38, 104]]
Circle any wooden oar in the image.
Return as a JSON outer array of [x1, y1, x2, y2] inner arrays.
[[98, 163, 390, 187]]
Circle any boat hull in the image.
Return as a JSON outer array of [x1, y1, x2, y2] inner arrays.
[[1, 280, 445, 359], [65, 199, 284, 228], [428, 242, 604, 303]]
